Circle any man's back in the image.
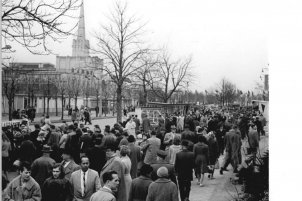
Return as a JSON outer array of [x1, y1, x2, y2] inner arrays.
[[31, 156, 55, 187], [128, 143, 141, 179], [129, 176, 153, 201], [248, 130, 259, 149], [151, 162, 176, 184], [174, 150, 194, 181], [146, 178, 178, 201]]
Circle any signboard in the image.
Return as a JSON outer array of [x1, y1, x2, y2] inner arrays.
[[141, 107, 164, 125]]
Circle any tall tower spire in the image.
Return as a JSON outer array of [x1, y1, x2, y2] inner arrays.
[[77, 2, 86, 40], [72, 0, 90, 57]]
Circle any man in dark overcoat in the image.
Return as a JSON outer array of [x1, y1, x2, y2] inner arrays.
[[174, 140, 195, 201]]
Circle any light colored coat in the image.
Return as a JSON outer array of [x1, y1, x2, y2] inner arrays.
[[90, 188, 116, 201], [62, 160, 81, 180], [143, 137, 161, 165], [70, 169, 101, 201], [3, 176, 41, 201], [100, 155, 126, 201]]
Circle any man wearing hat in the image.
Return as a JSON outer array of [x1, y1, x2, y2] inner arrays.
[[61, 148, 81, 180], [175, 140, 195, 201], [146, 166, 179, 201], [31, 145, 56, 187], [129, 164, 153, 201], [150, 149, 177, 185]]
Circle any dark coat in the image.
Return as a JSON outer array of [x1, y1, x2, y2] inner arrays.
[[146, 178, 179, 201], [19, 139, 36, 163], [193, 142, 209, 174], [86, 146, 106, 173], [142, 118, 151, 133], [224, 129, 242, 166], [128, 176, 153, 201], [248, 130, 259, 149], [207, 138, 219, 165], [31, 155, 56, 187], [128, 143, 141, 179], [42, 177, 72, 201], [30, 130, 40, 143], [80, 134, 93, 154], [174, 149, 195, 181]]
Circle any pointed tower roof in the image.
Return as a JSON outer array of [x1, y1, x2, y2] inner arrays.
[[72, 0, 90, 57], [77, 1, 86, 40]]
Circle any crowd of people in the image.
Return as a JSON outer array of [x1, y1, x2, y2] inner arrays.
[[1, 106, 267, 201]]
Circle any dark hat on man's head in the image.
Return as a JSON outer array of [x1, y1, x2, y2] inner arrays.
[[140, 164, 153, 175], [42, 145, 52, 153], [184, 124, 190, 129], [68, 124, 74, 130]]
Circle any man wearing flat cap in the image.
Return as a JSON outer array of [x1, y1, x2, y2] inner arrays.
[[146, 167, 179, 201], [31, 145, 56, 187]]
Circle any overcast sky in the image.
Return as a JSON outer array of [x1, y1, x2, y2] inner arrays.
[[6, 0, 268, 93]]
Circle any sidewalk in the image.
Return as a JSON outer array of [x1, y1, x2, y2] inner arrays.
[[2, 112, 117, 125], [190, 134, 269, 201]]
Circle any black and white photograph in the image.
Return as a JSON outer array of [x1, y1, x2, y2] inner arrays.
[[2, 0, 287, 200]]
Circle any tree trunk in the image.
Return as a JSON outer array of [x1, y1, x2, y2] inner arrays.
[[55, 96, 58, 116], [61, 93, 64, 120], [68, 96, 71, 108], [96, 93, 99, 117], [8, 99, 13, 121], [75, 96, 78, 108], [116, 86, 122, 122], [43, 95, 46, 114], [28, 88, 31, 108], [47, 97, 50, 116], [31, 91, 34, 107]]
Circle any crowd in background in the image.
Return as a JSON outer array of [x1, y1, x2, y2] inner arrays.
[[1, 106, 267, 201]]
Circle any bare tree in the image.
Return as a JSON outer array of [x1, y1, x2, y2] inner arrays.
[[133, 54, 159, 105], [91, 77, 101, 117], [54, 74, 68, 120], [93, 1, 149, 122], [2, 0, 81, 54], [147, 48, 193, 103], [2, 63, 21, 121], [215, 78, 237, 106], [66, 74, 82, 109]]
